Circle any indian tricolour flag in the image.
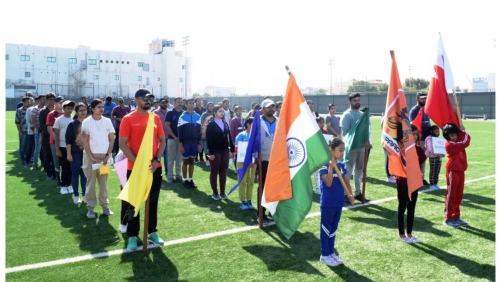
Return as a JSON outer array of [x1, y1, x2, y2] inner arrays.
[[262, 73, 330, 239]]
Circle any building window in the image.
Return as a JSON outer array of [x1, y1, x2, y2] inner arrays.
[[121, 61, 124, 64], [182, 65, 185, 69], [179, 78, 183, 82], [25, 72, 31, 77], [143, 64, 149, 71], [127, 61, 129, 64], [6, 54, 9, 60], [47, 57, 56, 63], [157, 77, 160, 81], [111, 60, 114, 63], [68, 58, 77, 64], [20, 55, 30, 61], [138, 62, 144, 67], [106, 60, 109, 63], [94, 75, 99, 80], [88, 59, 97, 65], [115, 75, 119, 80], [100, 60, 103, 63], [137, 76, 142, 81]]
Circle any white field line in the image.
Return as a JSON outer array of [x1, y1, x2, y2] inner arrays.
[[5, 174, 495, 274]]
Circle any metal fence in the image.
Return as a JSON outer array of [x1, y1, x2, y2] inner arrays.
[[5, 91, 496, 119]]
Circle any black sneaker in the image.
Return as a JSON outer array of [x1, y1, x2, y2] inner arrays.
[[182, 180, 191, 189], [423, 179, 430, 186], [354, 194, 370, 202], [189, 180, 198, 189], [266, 213, 274, 221]]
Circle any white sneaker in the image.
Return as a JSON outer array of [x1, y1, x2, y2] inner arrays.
[[82, 194, 87, 203], [119, 224, 127, 234], [320, 255, 339, 267], [387, 176, 396, 183], [400, 236, 413, 244], [408, 235, 419, 243], [315, 187, 321, 195], [60, 187, 68, 194], [67, 186, 74, 194], [430, 185, 440, 191], [331, 254, 344, 265], [206, 160, 210, 166], [73, 196, 81, 204], [87, 210, 96, 219]]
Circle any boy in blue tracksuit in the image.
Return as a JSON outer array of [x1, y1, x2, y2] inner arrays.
[[177, 99, 202, 189]]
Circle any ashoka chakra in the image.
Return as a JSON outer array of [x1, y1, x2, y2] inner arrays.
[[287, 137, 305, 168]]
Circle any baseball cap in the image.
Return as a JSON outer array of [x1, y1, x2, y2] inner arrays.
[[62, 100, 75, 108], [261, 99, 275, 108], [21, 96, 31, 102], [135, 89, 154, 99], [416, 92, 427, 99], [55, 96, 64, 103]]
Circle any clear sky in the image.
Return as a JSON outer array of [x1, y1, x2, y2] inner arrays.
[[2, 0, 499, 95]]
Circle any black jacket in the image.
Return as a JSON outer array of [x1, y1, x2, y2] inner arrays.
[[206, 119, 235, 154]]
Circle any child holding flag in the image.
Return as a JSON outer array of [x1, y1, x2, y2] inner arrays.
[[235, 118, 256, 210], [442, 123, 470, 228], [424, 125, 445, 190], [395, 124, 427, 243], [318, 137, 353, 267]]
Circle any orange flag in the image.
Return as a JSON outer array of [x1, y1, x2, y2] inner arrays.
[[411, 108, 423, 135], [382, 51, 423, 197]]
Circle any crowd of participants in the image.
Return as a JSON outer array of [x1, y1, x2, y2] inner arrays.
[[13, 90, 470, 259]]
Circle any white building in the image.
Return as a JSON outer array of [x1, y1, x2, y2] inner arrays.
[[472, 73, 496, 92], [5, 39, 191, 99]]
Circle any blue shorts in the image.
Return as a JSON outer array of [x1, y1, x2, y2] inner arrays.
[[182, 143, 198, 159]]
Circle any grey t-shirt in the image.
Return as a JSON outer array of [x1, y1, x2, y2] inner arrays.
[[325, 115, 341, 136], [340, 109, 364, 152]]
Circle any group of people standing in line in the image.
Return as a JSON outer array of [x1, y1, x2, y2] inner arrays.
[[14, 90, 470, 255]]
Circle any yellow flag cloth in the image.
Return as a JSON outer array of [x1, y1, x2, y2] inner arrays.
[[99, 165, 110, 175], [118, 112, 155, 216]]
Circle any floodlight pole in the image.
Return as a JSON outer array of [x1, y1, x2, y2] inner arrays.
[[182, 36, 190, 99]]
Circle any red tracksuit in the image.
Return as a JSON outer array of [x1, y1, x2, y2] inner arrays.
[[444, 130, 470, 220]]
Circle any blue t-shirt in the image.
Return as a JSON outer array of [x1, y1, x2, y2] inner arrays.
[[103, 102, 116, 119], [319, 161, 347, 208], [165, 109, 184, 139], [235, 131, 250, 146]]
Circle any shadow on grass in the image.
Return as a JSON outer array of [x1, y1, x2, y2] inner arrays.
[[6, 151, 119, 255], [349, 204, 452, 238], [410, 242, 495, 281], [459, 225, 495, 242], [422, 192, 495, 213], [120, 248, 182, 282]]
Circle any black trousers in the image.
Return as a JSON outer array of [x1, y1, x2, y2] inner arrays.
[[42, 134, 54, 177], [397, 183, 419, 235], [58, 147, 72, 186], [126, 168, 162, 237], [113, 128, 120, 155], [257, 160, 269, 217]]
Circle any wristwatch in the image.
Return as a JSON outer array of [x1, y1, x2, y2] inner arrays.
[[156, 157, 162, 162]]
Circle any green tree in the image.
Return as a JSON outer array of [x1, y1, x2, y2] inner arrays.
[[192, 92, 201, 97], [318, 88, 327, 94], [347, 81, 377, 92], [203, 92, 211, 97], [377, 83, 389, 92], [405, 78, 429, 90]]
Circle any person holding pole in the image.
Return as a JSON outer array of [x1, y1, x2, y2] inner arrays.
[[319, 137, 354, 267], [340, 93, 370, 202], [119, 89, 166, 251]]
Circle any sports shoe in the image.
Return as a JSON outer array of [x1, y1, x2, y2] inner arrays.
[[147, 232, 164, 246], [73, 196, 81, 204], [400, 236, 413, 243], [240, 202, 249, 210], [408, 235, 419, 243], [454, 218, 469, 226], [66, 186, 74, 194], [190, 180, 198, 189], [266, 213, 274, 221], [206, 160, 210, 166], [423, 179, 430, 186], [212, 194, 221, 200], [119, 224, 127, 234], [103, 208, 114, 216], [127, 236, 138, 251], [183, 180, 191, 189], [194, 158, 199, 163], [315, 187, 321, 195], [429, 185, 440, 191], [46, 175, 53, 181], [387, 176, 396, 183], [331, 254, 344, 265], [220, 193, 228, 200], [24, 163, 30, 169], [354, 194, 370, 203], [257, 216, 272, 226], [60, 187, 68, 195], [443, 219, 461, 228], [32, 164, 39, 170], [87, 210, 96, 219], [320, 255, 339, 267], [167, 179, 173, 183], [246, 200, 255, 210]]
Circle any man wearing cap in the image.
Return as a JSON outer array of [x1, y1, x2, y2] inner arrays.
[[222, 98, 233, 124], [120, 89, 166, 250], [15, 96, 31, 165], [410, 92, 431, 186], [53, 100, 76, 195], [30, 94, 46, 170], [17, 91, 33, 109], [47, 96, 65, 189], [164, 97, 184, 183], [111, 97, 130, 155], [258, 98, 277, 225], [39, 92, 56, 179]]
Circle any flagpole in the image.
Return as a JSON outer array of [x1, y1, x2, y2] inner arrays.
[[452, 91, 463, 127], [257, 152, 263, 229], [361, 147, 369, 204], [142, 194, 150, 253], [333, 162, 355, 205]]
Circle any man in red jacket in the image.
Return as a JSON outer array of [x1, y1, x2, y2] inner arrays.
[[442, 123, 471, 228]]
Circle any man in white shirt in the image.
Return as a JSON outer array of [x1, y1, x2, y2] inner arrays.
[[221, 98, 233, 124], [53, 100, 76, 195]]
